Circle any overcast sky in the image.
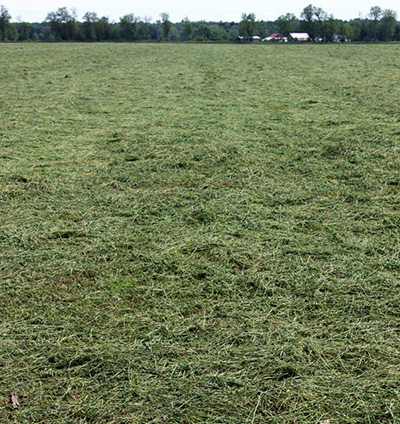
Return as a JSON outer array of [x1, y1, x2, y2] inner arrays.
[[7, 0, 400, 23]]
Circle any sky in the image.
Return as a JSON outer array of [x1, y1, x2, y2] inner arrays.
[[6, 0, 400, 23]]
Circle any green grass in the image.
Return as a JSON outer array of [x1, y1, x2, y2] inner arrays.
[[0, 43, 399, 423]]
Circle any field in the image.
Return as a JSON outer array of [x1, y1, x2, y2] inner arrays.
[[1, 43, 399, 423]]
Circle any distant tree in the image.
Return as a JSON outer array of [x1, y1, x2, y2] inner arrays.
[[349, 19, 362, 41], [300, 4, 333, 40], [169, 26, 179, 41], [316, 8, 331, 40], [108, 21, 120, 40], [229, 24, 239, 40], [380, 9, 397, 41], [277, 13, 297, 36], [97, 17, 118, 40], [320, 15, 337, 41], [336, 22, 348, 42], [161, 12, 172, 40], [0, 5, 11, 40], [46, 7, 78, 40], [2, 6, 399, 44], [94, 17, 107, 41], [119, 13, 138, 40], [82, 12, 99, 41], [193, 23, 225, 41], [148, 22, 161, 40], [366, 6, 383, 40], [394, 23, 400, 41], [193, 23, 212, 41], [255, 20, 277, 39], [137, 16, 151, 40], [301, 5, 315, 22], [17, 21, 30, 41], [183, 17, 193, 40], [314, 7, 328, 23], [369, 6, 383, 21], [300, 4, 317, 39], [40, 25, 53, 41], [238, 13, 258, 41]]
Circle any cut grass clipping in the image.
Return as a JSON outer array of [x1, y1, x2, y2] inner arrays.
[[1, 43, 400, 423]]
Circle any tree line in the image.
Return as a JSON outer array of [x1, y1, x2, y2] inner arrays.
[[0, 4, 399, 42]]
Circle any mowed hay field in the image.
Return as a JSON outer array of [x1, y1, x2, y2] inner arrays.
[[1, 43, 399, 423]]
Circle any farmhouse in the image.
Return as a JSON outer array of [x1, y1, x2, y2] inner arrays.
[[289, 32, 310, 41], [262, 33, 286, 42]]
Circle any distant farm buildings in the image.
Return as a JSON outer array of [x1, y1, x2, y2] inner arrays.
[[262, 33, 287, 42], [238, 32, 310, 42], [237, 32, 311, 43], [289, 32, 310, 41]]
